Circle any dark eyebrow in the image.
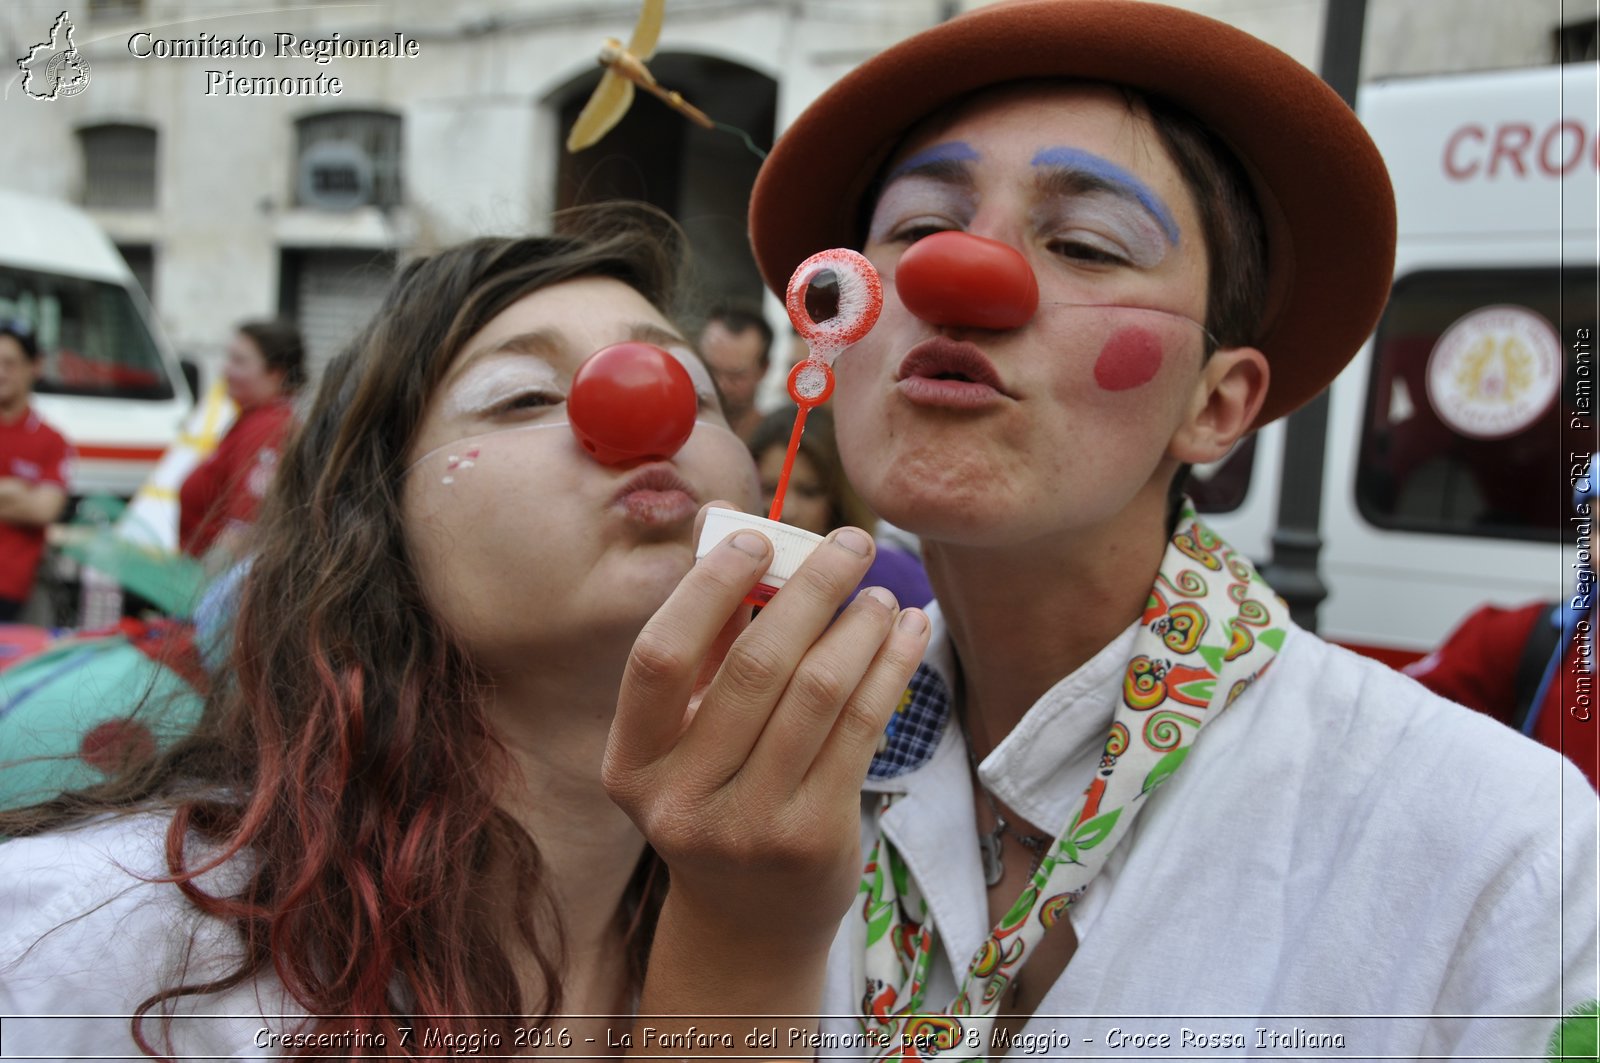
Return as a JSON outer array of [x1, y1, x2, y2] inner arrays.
[[1031, 146, 1180, 245]]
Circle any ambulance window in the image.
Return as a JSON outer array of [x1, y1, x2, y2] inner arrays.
[[1356, 266, 1596, 541], [0, 264, 174, 401]]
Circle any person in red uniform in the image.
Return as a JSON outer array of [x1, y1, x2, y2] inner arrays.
[[1405, 458, 1598, 789], [178, 320, 304, 558], [0, 324, 72, 623]]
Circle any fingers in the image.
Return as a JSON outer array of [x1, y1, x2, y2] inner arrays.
[[613, 506, 930, 863], [808, 605, 931, 795], [676, 526, 878, 775], [743, 584, 902, 788], [606, 511, 934, 957], [609, 521, 771, 780]]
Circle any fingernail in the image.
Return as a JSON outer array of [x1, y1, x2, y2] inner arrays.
[[831, 528, 872, 556], [861, 586, 898, 610], [897, 609, 928, 635], [727, 531, 769, 558]]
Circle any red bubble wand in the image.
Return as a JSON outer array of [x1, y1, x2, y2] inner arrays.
[[769, 249, 882, 521]]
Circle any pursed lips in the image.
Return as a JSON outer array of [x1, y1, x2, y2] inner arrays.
[[612, 463, 701, 525], [894, 337, 1015, 405]]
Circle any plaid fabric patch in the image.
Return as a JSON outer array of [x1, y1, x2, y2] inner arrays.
[[868, 662, 951, 780]]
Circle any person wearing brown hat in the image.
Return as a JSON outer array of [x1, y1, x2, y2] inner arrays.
[[605, 0, 1596, 1056]]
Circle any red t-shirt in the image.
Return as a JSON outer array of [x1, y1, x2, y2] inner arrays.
[[0, 407, 73, 602], [178, 399, 295, 557], [1404, 601, 1598, 790]]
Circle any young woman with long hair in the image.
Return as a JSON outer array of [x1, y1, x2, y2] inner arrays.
[[0, 203, 928, 1059]]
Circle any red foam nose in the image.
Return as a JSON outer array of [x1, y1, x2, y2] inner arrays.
[[894, 231, 1039, 331], [568, 342, 697, 466]]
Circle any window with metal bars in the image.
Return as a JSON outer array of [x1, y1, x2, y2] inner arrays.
[[78, 124, 157, 209]]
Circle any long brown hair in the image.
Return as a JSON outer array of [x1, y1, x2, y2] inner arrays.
[[0, 203, 683, 1058]]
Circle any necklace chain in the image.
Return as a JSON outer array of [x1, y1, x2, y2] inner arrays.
[[956, 707, 1050, 886]]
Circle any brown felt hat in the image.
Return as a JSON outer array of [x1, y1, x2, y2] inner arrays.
[[748, 0, 1396, 428]]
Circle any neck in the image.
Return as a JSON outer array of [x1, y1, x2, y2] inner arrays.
[[0, 396, 29, 423], [924, 488, 1171, 750], [486, 659, 647, 996]]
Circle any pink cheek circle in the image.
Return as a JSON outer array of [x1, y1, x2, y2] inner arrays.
[[1093, 326, 1165, 392]]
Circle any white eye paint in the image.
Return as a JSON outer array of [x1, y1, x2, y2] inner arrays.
[[1030, 146, 1181, 246], [406, 413, 745, 480], [663, 345, 718, 402], [1036, 192, 1172, 269], [866, 177, 977, 245], [444, 358, 565, 419]]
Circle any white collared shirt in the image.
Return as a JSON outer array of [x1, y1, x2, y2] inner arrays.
[[820, 602, 1598, 1059]]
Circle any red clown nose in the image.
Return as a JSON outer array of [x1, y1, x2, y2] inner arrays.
[[568, 342, 698, 466], [894, 231, 1039, 331]]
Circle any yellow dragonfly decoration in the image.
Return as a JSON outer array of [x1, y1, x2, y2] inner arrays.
[[566, 0, 715, 152]]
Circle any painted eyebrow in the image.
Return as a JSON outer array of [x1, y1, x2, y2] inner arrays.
[[1031, 147, 1180, 246], [883, 140, 981, 186]]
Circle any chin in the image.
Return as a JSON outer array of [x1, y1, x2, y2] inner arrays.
[[874, 466, 1142, 551], [620, 542, 698, 609], [862, 449, 1011, 526]]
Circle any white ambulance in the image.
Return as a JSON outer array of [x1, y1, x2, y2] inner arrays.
[[1196, 63, 1597, 666], [0, 188, 192, 500]]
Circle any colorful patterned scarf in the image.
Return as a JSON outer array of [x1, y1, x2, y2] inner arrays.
[[857, 508, 1285, 1059]]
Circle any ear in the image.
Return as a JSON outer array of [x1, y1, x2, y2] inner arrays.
[[1169, 346, 1269, 464]]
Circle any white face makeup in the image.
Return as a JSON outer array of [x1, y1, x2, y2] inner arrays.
[[835, 83, 1215, 549], [407, 340, 728, 481], [1029, 186, 1172, 270], [866, 174, 979, 247], [441, 357, 565, 422], [1029, 145, 1179, 271], [868, 140, 1182, 276], [401, 276, 760, 675]]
